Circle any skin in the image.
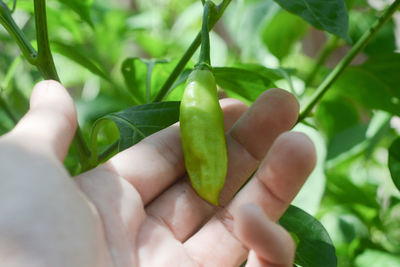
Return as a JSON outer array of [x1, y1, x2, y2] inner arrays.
[[0, 80, 316, 267]]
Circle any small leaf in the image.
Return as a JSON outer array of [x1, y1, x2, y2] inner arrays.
[[51, 41, 111, 82], [388, 137, 400, 192], [57, 0, 93, 26], [280, 205, 337, 267], [104, 101, 180, 151], [213, 67, 276, 102], [273, 0, 350, 42]]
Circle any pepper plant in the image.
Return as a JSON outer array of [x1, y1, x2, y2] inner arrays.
[[1, 0, 400, 266]]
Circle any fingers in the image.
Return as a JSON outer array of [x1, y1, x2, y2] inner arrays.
[[10, 80, 77, 161], [145, 89, 299, 241], [220, 89, 299, 204], [228, 132, 316, 221], [236, 204, 295, 267], [95, 98, 248, 205], [183, 132, 315, 266]]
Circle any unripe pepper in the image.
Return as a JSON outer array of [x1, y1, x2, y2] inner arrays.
[[180, 68, 227, 205]]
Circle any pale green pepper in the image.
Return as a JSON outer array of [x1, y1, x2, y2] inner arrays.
[[180, 67, 227, 205]]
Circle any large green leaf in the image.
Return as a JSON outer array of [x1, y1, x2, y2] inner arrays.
[[104, 101, 180, 151], [280, 205, 337, 267], [273, 0, 350, 41], [213, 67, 276, 103], [57, 0, 93, 26], [261, 10, 309, 60], [332, 53, 400, 116], [388, 137, 400, 192]]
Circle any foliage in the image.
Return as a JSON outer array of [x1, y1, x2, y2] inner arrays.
[[1, 0, 400, 266]]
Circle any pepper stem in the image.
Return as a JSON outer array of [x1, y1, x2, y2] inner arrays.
[[197, 1, 212, 69]]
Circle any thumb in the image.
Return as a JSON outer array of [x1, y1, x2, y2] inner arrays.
[[12, 80, 77, 161]]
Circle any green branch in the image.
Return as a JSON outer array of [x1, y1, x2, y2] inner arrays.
[[298, 0, 400, 122], [153, 0, 231, 102]]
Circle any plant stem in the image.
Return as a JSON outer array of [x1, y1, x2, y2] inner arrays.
[[298, 0, 400, 122], [153, 0, 232, 102], [0, 1, 38, 64], [197, 1, 211, 67], [33, 0, 91, 170], [304, 35, 340, 88], [33, 0, 59, 81]]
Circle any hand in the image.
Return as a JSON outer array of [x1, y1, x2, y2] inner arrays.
[[0, 80, 316, 267]]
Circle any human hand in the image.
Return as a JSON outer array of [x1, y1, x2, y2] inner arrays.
[[0, 80, 316, 267]]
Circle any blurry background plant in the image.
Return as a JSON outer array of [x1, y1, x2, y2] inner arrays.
[[1, 0, 400, 266]]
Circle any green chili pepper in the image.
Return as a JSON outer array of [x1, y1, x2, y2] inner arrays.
[[180, 67, 227, 205]]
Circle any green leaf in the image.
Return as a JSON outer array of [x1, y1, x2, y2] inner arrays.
[[327, 124, 368, 160], [325, 172, 379, 208], [57, 0, 93, 26], [213, 67, 276, 103], [261, 10, 309, 60], [332, 53, 400, 116], [348, 11, 396, 56], [315, 94, 360, 139], [121, 58, 177, 104], [104, 101, 180, 151], [51, 41, 111, 82], [233, 63, 294, 82], [355, 249, 400, 267], [273, 0, 350, 42], [388, 137, 400, 192], [165, 69, 192, 101], [280, 205, 337, 267]]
